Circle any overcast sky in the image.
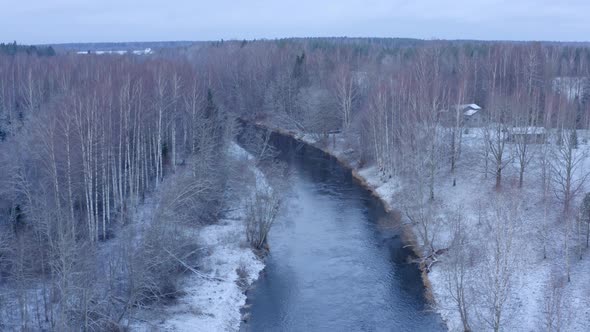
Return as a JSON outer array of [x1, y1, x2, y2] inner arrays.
[[2, 0, 589, 44]]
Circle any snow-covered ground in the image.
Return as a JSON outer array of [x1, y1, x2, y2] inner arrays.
[[142, 216, 263, 331], [427, 131, 590, 332], [132, 143, 266, 331], [266, 123, 590, 331]]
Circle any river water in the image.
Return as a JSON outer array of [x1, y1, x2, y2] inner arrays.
[[241, 134, 443, 332]]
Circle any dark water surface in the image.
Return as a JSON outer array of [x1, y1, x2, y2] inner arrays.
[[241, 134, 443, 332]]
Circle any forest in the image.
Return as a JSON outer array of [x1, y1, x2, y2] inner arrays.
[[1, 38, 590, 330], [0, 42, 56, 57]]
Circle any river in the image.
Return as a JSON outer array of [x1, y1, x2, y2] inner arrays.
[[240, 132, 444, 331]]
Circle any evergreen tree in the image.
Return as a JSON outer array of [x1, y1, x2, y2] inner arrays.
[[204, 88, 226, 150], [10, 41, 17, 55], [205, 89, 217, 120], [0, 41, 55, 56], [292, 52, 309, 88]]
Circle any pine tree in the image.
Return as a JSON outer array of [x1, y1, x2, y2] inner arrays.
[[204, 89, 225, 149], [292, 52, 309, 88], [205, 89, 216, 120]]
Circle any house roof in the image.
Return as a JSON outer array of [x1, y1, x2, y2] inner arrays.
[[460, 103, 481, 110], [464, 109, 480, 116]]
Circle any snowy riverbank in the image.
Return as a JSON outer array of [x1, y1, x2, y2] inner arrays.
[[132, 142, 266, 331], [150, 215, 264, 331], [254, 122, 590, 332]]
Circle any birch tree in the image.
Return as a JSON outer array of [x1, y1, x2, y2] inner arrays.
[[331, 63, 359, 130], [477, 197, 521, 332], [552, 128, 589, 212], [443, 206, 473, 332]]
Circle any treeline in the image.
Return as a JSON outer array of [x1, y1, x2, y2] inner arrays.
[[0, 53, 233, 329], [189, 38, 590, 188], [165, 38, 590, 215], [0, 41, 56, 56]]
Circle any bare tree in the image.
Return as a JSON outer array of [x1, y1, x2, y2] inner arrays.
[[483, 98, 513, 190], [552, 128, 589, 212], [562, 212, 574, 282], [300, 85, 339, 142], [542, 276, 569, 332], [265, 68, 304, 131], [239, 124, 279, 164], [413, 46, 449, 201], [442, 206, 473, 332], [449, 50, 473, 187], [331, 63, 359, 130], [512, 123, 539, 188], [245, 186, 281, 250], [476, 196, 520, 332], [404, 195, 442, 257], [538, 139, 553, 259], [581, 193, 590, 248], [0, 228, 9, 327], [513, 45, 543, 188]]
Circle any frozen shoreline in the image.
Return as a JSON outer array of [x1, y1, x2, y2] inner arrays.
[[133, 143, 266, 331], [152, 215, 264, 331]]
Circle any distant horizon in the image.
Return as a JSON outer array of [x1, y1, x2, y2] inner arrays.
[[20, 36, 590, 47]]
